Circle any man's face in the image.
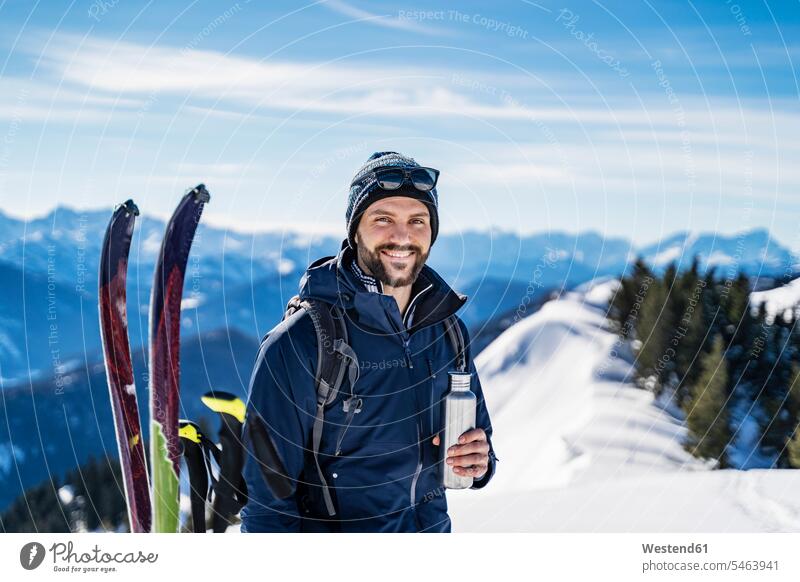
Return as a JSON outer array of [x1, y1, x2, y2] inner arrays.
[[354, 196, 432, 288]]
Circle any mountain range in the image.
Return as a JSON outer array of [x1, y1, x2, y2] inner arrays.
[[0, 204, 796, 384]]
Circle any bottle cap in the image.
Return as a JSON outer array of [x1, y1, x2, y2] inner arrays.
[[448, 371, 472, 392]]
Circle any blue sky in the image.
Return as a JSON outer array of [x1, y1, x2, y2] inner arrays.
[[0, 0, 798, 246]]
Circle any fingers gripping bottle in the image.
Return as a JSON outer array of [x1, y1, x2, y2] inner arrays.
[[441, 371, 477, 489]]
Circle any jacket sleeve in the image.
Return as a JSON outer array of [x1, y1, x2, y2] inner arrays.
[[457, 318, 498, 490], [240, 316, 316, 532]]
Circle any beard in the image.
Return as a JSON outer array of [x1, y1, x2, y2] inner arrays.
[[357, 241, 428, 288]]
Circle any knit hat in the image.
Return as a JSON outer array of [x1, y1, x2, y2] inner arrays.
[[345, 151, 439, 250]]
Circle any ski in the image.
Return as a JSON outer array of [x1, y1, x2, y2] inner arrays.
[[98, 199, 151, 533], [148, 184, 211, 533]]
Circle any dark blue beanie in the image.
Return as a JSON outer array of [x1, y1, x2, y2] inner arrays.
[[345, 151, 439, 250]]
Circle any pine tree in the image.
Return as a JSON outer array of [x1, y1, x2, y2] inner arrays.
[[1, 457, 127, 532], [745, 302, 775, 445], [684, 334, 732, 467], [724, 273, 756, 387], [787, 428, 800, 469], [700, 268, 722, 347], [758, 313, 795, 463], [609, 257, 653, 338], [658, 263, 682, 389], [634, 278, 668, 393], [673, 259, 707, 406], [785, 363, 800, 468]]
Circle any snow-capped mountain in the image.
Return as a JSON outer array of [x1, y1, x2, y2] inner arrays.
[[0, 203, 797, 384], [2, 206, 795, 291], [447, 279, 800, 532], [637, 228, 796, 275]]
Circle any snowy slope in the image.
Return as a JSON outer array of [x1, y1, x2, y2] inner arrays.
[[448, 278, 800, 532]]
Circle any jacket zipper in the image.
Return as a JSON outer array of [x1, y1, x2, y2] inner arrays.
[[403, 283, 433, 328], [394, 282, 435, 370], [387, 286, 460, 530], [427, 358, 436, 437], [410, 422, 423, 531], [334, 396, 363, 456], [402, 339, 414, 369]]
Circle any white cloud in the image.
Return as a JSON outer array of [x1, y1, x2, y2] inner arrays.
[[323, 0, 449, 35], [14, 32, 798, 138]]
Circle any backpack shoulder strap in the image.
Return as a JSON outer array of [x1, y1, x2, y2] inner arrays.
[[297, 298, 359, 517], [443, 315, 467, 373], [251, 296, 358, 517]]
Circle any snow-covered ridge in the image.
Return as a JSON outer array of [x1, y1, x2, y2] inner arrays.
[[467, 278, 701, 494], [449, 278, 800, 532]]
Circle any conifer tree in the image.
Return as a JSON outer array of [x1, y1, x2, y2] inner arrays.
[[758, 313, 795, 462], [673, 258, 707, 405], [635, 278, 668, 392], [610, 256, 653, 337], [684, 334, 731, 467]]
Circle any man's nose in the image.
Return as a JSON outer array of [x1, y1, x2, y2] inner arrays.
[[387, 221, 413, 246]]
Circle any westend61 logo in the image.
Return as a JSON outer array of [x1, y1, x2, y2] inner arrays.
[[19, 541, 158, 574]]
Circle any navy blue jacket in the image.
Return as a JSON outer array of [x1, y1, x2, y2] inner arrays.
[[241, 240, 497, 532]]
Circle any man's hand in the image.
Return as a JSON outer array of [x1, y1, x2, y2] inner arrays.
[[432, 428, 489, 479]]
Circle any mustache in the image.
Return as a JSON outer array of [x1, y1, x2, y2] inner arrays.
[[376, 244, 421, 253]]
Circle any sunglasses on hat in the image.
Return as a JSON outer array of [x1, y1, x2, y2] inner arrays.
[[360, 166, 440, 193]]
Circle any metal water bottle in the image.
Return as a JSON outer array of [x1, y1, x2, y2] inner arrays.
[[441, 371, 477, 489]]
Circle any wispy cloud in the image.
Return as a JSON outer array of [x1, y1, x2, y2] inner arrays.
[[14, 32, 797, 129], [322, 0, 449, 35]]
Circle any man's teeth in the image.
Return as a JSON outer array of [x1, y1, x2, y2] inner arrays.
[[383, 250, 413, 258]]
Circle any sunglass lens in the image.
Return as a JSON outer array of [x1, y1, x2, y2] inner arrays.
[[376, 169, 405, 190], [411, 168, 437, 191]]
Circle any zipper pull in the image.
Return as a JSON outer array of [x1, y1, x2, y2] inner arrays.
[[403, 339, 414, 369], [335, 396, 363, 456]]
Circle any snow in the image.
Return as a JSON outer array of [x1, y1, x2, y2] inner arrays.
[[706, 250, 735, 266], [750, 277, 800, 322], [223, 237, 244, 251], [447, 278, 800, 532], [181, 296, 202, 309], [142, 231, 163, 255], [0, 443, 25, 475], [650, 246, 682, 267], [277, 258, 295, 275], [450, 470, 800, 532], [58, 485, 75, 505]]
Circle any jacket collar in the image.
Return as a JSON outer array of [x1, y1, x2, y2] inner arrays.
[[298, 239, 467, 335]]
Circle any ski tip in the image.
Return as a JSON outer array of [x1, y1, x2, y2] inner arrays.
[[115, 199, 140, 217], [189, 184, 211, 204]]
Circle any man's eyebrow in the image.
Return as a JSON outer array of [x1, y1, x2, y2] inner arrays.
[[367, 208, 428, 219]]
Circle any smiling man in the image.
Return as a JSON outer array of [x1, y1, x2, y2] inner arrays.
[[241, 151, 498, 533]]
